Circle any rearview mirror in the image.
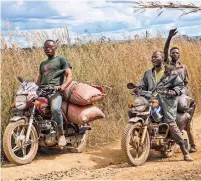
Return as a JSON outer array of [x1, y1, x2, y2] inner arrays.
[[127, 83, 137, 89], [17, 76, 24, 83]]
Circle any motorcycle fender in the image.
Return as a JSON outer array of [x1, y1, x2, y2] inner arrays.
[[128, 117, 144, 124], [10, 116, 28, 123]]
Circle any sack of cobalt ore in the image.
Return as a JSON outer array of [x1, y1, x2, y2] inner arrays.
[[64, 81, 104, 106], [177, 94, 194, 113], [175, 112, 191, 130], [61, 102, 105, 125]]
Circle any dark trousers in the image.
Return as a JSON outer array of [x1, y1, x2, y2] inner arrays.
[[169, 122, 189, 156]]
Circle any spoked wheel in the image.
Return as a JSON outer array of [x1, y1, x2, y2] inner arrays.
[[3, 119, 38, 165], [121, 122, 150, 166], [68, 131, 88, 153]]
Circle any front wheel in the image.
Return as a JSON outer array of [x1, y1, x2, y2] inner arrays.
[[121, 122, 150, 166], [3, 119, 39, 165]]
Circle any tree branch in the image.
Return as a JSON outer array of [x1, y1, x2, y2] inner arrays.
[[132, 1, 201, 16]]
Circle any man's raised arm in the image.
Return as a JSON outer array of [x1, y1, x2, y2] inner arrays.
[[164, 28, 178, 63]]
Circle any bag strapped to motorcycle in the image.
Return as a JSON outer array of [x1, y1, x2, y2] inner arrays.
[[62, 82, 79, 124]]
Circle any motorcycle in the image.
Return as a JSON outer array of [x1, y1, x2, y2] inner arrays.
[[3, 77, 104, 165], [121, 83, 192, 166]]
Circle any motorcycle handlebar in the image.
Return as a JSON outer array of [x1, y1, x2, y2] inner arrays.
[[36, 87, 60, 97], [132, 88, 175, 98]]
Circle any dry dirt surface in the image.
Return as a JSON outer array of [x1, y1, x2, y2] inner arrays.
[[1, 115, 201, 180]]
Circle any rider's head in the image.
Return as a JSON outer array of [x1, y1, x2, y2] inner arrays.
[[170, 47, 180, 62], [43, 40, 57, 58], [151, 51, 164, 68]]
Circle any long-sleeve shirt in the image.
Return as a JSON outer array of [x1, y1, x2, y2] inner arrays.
[[170, 61, 189, 87]]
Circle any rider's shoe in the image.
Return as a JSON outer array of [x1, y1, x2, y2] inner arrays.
[[189, 145, 197, 153], [58, 135, 66, 147], [184, 154, 194, 161]]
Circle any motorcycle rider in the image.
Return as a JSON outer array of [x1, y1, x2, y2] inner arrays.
[[164, 28, 197, 153], [139, 51, 193, 161], [36, 39, 72, 147]]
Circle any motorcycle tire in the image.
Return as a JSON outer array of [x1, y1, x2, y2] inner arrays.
[[3, 119, 38, 165], [121, 122, 150, 166], [68, 131, 88, 153]]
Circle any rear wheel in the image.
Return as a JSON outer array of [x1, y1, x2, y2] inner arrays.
[[121, 122, 150, 166], [68, 131, 88, 153], [3, 120, 38, 165]]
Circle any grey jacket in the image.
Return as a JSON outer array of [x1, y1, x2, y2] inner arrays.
[[140, 67, 184, 123]]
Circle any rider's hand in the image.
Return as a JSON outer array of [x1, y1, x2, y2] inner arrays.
[[168, 90, 177, 96], [168, 28, 178, 38], [54, 86, 62, 91], [55, 85, 66, 91]]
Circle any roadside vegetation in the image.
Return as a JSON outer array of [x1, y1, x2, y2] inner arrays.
[[1, 29, 201, 150]]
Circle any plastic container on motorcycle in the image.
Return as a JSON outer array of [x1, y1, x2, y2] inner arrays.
[[36, 97, 51, 116], [151, 106, 163, 123], [61, 101, 105, 125]]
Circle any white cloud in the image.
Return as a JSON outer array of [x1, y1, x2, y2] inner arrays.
[[47, 1, 138, 25], [1, 0, 201, 48]]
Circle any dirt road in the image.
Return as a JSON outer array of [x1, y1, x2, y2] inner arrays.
[[2, 115, 201, 180]]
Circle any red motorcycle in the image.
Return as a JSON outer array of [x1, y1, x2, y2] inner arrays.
[[3, 77, 105, 165]]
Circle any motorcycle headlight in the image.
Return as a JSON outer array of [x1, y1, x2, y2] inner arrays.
[[133, 97, 149, 112], [15, 95, 27, 110]]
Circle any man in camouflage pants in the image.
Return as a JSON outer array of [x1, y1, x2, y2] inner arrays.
[[139, 51, 193, 161], [164, 29, 197, 153]]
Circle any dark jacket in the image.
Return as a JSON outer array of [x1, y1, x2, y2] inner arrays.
[[140, 67, 184, 123]]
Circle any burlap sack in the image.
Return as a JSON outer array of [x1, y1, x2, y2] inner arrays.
[[64, 81, 104, 106], [62, 102, 105, 125], [175, 112, 191, 130], [177, 94, 194, 113]]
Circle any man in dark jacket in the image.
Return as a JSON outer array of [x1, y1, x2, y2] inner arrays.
[[164, 28, 197, 153], [140, 51, 193, 161]]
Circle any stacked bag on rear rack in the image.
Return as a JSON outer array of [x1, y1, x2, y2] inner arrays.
[[62, 81, 105, 125], [176, 94, 195, 130]]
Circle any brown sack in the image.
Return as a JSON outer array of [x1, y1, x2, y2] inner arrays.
[[177, 94, 194, 113], [61, 101, 105, 125], [64, 81, 104, 106], [176, 112, 191, 131]]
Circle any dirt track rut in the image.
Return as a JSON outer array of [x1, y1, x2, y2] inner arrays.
[[1, 115, 201, 180]]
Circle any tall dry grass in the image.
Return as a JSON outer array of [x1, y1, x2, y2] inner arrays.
[[1, 32, 201, 148]]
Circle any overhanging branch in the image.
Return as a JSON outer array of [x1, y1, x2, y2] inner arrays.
[[133, 1, 201, 16]]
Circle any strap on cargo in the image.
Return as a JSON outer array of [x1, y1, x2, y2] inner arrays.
[[65, 82, 79, 118]]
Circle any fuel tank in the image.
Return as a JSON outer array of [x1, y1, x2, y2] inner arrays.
[[36, 97, 51, 116]]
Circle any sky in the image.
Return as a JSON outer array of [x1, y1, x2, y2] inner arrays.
[[1, 0, 201, 47]]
